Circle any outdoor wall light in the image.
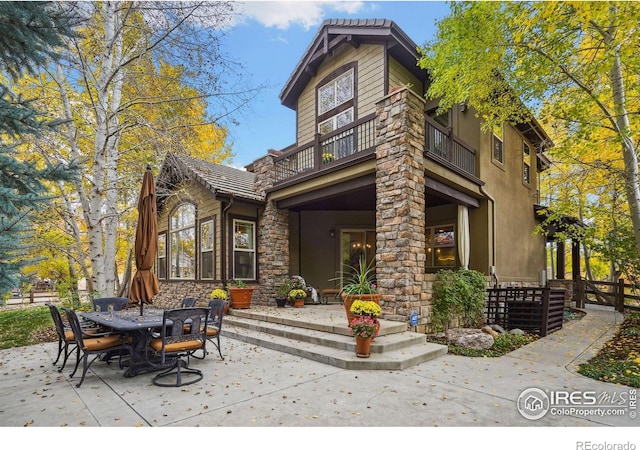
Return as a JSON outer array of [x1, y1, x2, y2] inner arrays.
[[329, 228, 335, 238]]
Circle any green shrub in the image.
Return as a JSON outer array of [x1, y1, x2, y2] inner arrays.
[[432, 268, 487, 331]]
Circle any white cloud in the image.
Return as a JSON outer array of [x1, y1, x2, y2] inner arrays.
[[235, 1, 366, 30]]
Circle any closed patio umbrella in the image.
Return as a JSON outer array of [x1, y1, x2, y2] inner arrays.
[[129, 166, 160, 315]]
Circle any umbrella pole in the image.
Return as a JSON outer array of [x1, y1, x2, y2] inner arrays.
[[140, 300, 144, 316]]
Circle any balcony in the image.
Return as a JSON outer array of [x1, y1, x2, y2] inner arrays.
[[424, 114, 477, 179], [272, 112, 478, 186], [273, 114, 376, 184]]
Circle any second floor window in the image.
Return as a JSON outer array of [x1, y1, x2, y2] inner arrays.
[[493, 124, 504, 165], [318, 69, 354, 115], [523, 142, 531, 184], [170, 203, 196, 279]]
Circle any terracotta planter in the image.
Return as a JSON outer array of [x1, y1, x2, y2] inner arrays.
[[229, 288, 253, 309], [293, 298, 305, 308], [355, 335, 373, 358], [342, 293, 381, 325]]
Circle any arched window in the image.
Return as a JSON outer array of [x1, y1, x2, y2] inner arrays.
[[169, 203, 196, 279]]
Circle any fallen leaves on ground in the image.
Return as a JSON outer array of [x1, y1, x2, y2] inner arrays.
[[577, 312, 640, 388]]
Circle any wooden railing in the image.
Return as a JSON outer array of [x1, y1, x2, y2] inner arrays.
[[273, 114, 376, 184], [424, 115, 476, 178], [575, 278, 640, 312], [485, 287, 565, 337]]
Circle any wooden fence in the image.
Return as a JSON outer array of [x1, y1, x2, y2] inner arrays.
[[485, 287, 566, 337], [575, 278, 640, 312]]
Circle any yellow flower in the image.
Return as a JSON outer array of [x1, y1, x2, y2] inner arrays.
[[350, 300, 381, 317], [288, 289, 307, 299], [210, 288, 228, 300]]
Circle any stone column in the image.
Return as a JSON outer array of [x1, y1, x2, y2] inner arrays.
[[251, 151, 290, 305], [375, 87, 427, 326]]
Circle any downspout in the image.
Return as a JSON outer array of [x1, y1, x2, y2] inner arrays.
[[480, 185, 498, 288], [221, 194, 234, 288]]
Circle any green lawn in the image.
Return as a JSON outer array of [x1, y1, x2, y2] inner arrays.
[[0, 306, 53, 350]]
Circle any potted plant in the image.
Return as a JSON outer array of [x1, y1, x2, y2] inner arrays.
[[228, 279, 253, 309], [288, 288, 307, 308], [350, 299, 382, 340], [210, 288, 230, 314], [337, 256, 381, 324], [349, 315, 378, 358], [275, 278, 291, 308]]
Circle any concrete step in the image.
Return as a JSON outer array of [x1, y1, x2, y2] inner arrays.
[[220, 306, 448, 370]]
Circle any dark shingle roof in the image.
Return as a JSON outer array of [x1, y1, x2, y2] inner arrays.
[[280, 19, 420, 109], [160, 154, 263, 202]]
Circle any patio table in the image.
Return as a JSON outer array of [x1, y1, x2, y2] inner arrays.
[[81, 308, 167, 377]]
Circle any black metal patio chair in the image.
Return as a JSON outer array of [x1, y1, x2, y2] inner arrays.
[[92, 297, 129, 312], [62, 307, 132, 388], [193, 299, 226, 360], [181, 297, 198, 308], [47, 303, 77, 373], [148, 307, 209, 387]]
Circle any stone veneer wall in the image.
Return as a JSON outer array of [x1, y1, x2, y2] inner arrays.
[[375, 87, 429, 331], [252, 151, 290, 305], [152, 281, 227, 309]]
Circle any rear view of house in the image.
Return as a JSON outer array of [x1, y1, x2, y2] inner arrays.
[[155, 19, 553, 330]]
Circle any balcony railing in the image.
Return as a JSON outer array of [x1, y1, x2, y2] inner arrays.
[[425, 115, 476, 178], [274, 114, 376, 184], [272, 113, 477, 185]]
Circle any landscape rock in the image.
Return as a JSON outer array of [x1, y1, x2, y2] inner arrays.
[[481, 325, 500, 338], [509, 328, 525, 335], [489, 324, 506, 334], [445, 328, 495, 350]]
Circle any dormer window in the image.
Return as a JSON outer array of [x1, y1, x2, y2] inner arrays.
[[318, 69, 354, 115], [316, 64, 357, 160]]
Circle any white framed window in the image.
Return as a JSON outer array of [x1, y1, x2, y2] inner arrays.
[[318, 108, 354, 135], [318, 69, 354, 115], [426, 225, 456, 268], [319, 108, 355, 158], [233, 219, 256, 280], [157, 233, 166, 279], [523, 142, 531, 184], [169, 203, 196, 279], [200, 219, 215, 280]]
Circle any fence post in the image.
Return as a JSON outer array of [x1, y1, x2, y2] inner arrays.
[[574, 279, 584, 309], [616, 278, 625, 313]]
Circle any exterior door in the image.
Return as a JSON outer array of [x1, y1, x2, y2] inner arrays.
[[340, 229, 375, 285]]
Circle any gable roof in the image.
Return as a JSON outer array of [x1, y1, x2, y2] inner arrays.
[[280, 18, 554, 158], [156, 153, 264, 206], [280, 18, 423, 110]]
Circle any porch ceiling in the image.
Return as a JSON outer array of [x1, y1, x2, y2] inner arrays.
[[285, 184, 453, 211]]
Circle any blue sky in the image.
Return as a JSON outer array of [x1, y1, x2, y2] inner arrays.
[[219, 1, 451, 168]]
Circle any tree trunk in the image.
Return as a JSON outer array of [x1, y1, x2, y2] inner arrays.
[[607, 6, 640, 262]]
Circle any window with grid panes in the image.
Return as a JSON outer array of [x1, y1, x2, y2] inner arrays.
[[426, 225, 456, 268]]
